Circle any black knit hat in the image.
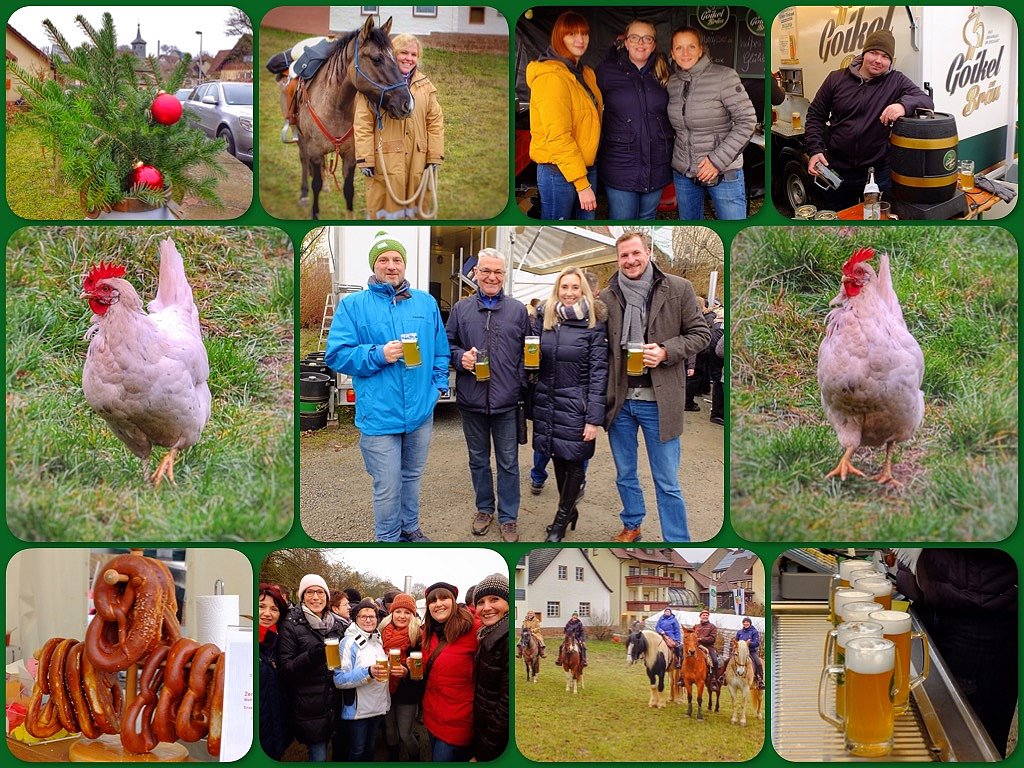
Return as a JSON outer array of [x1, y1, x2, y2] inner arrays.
[[464, 584, 477, 605], [862, 29, 895, 60], [425, 581, 459, 601], [473, 572, 509, 604]]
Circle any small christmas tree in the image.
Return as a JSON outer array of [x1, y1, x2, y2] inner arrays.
[[8, 12, 225, 216]]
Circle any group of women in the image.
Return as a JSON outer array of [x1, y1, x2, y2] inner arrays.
[[258, 573, 509, 762], [528, 11, 756, 221]]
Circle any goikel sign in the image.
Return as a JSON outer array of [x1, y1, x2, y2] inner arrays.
[[944, 10, 1004, 118], [818, 5, 895, 63], [697, 6, 730, 32]]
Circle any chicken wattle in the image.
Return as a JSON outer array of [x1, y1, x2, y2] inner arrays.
[[817, 247, 924, 485], [81, 238, 211, 486]]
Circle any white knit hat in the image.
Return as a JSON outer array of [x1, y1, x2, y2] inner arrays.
[[298, 574, 330, 602]]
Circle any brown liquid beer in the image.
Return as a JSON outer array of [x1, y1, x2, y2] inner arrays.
[[475, 349, 491, 382], [852, 576, 893, 611], [842, 638, 897, 757], [408, 651, 423, 680], [825, 621, 883, 721], [325, 638, 341, 669], [401, 333, 421, 368], [627, 344, 645, 376], [524, 336, 540, 370], [869, 610, 929, 715]]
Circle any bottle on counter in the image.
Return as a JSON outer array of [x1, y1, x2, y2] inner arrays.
[[863, 167, 880, 220]]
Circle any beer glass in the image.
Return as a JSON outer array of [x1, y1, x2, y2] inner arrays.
[[524, 336, 540, 370], [401, 332, 421, 368], [823, 620, 883, 721], [839, 600, 884, 624], [375, 654, 390, 679], [819, 636, 900, 757], [832, 589, 874, 628], [475, 348, 490, 382], [389, 648, 401, 669], [869, 609, 930, 715], [626, 343, 645, 376], [325, 637, 341, 670], [791, 111, 802, 130], [959, 159, 975, 190], [852, 575, 893, 611], [829, 561, 877, 623], [408, 651, 423, 680]]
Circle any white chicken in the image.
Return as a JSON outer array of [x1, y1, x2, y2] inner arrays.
[[81, 238, 211, 486], [817, 247, 924, 485]]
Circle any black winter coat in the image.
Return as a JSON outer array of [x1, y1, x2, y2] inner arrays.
[[276, 605, 345, 744], [447, 292, 530, 414], [530, 302, 608, 462], [259, 630, 291, 760], [473, 617, 509, 762], [596, 47, 673, 193], [896, 550, 1017, 614]]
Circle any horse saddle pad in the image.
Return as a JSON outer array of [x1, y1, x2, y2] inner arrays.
[[293, 39, 334, 81]]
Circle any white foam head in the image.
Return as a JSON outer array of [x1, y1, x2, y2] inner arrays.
[[844, 637, 895, 673], [868, 610, 912, 635], [834, 589, 874, 616], [837, 621, 884, 647], [840, 601, 885, 623], [839, 560, 877, 580], [409, 651, 422, 659], [852, 576, 892, 598]]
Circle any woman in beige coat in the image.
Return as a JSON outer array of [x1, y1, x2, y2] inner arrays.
[[354, 33, 445, 219]]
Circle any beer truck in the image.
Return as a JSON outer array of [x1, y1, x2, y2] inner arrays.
[[769, 5, 1017, 213]]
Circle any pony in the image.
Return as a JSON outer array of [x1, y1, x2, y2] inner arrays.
[[626, 623, 678, 708], [680, 626, 709, 719], [293, 16, 413, 220], [725, 638, 763, 726], [519, 626, 541, 684], [561, 631, 584, 694]]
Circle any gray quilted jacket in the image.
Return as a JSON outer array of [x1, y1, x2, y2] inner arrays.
[[666, 55, 755, 176]]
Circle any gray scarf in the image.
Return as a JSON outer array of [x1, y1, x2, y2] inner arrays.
[[302, 604, 336, 634], [618, 262, 654, 348]]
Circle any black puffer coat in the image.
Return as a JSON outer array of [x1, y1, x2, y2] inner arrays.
[[473, 616, 509, 762], [258, 629, 291, 760], [896, 550, 1017, 614], [529, 301, 609, 462], [276, 605, 345, 744]]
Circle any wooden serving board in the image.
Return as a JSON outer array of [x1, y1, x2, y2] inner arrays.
[[68, 734, 190, 762]]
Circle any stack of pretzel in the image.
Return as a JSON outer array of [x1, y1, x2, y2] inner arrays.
[[23, 554, 226, 756]]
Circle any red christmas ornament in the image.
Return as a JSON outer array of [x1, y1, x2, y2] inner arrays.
[[132, 162, 164, 190], [151, 91, 183, 125]]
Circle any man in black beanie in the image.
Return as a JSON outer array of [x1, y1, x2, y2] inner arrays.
[[804, 28, 933, 209]]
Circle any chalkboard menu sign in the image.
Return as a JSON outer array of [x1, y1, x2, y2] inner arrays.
[[737, 9, 766, 76], [691, 7, 765, 77]]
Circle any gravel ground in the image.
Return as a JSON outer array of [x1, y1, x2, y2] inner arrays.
[[300, 403, 724, 543]]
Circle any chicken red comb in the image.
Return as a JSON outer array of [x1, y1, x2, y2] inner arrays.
[[841, 247, 875, 277], [83, 261, 126, 291]]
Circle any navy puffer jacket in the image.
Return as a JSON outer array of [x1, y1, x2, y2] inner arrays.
[[596, 47, 673, 193], [529, 301, 609, 463]]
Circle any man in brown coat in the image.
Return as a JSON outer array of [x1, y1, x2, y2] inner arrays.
[[600, 231, 711, 542], [694, 608, 720, 678]]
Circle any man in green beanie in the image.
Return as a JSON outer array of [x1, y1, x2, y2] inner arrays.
[[326, 230, 450, 543], [805, 28, 933, 210]]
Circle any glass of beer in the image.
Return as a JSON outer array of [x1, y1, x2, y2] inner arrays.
[[401, 332, 421, 368], [524, 336, 540, 370], [375, 654, 390, 679], [959, 159, 975, 191], [832, 588, 874, 628], [474, 348, 490, 382], [852, 576, 893, 611], [626, 343, 645, 376], [839, 601, 884, 625], [829, 561, 877, 623], [408, 651, 423, 680], [869, 609, 930, 715], [325, 637, 341, 670], [823, 620, 883, 722], [389, 648, 401, 669], [819, 636, 900, 757], [791, 111, 802, 130]]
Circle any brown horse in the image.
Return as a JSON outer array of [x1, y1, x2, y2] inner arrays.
[[561, 632, 584, 694], [520, 627, 541, 684], [295, 16, 413, 219], [680, 627, 709, 719], [725, 638, 763, 726]]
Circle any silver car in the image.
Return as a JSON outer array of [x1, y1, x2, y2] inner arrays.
[[183, 81, 253, 164]]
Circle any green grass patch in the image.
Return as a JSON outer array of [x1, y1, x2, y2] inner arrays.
[[730, 226, 1017, 541], [6, 119, 81, 219], [5, 226, 294, 541], [258, 27, 508, 220], [515, 639, 764, 761]]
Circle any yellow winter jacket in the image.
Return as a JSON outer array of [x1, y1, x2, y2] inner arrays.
[[526, 58, 603, 192]]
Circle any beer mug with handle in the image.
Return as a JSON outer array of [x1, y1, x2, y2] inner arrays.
[[819, 636, 901, 757], [829, 561, 877, 622], [832, 589, 874, 628], [869, 609, 930, 715], [823, 620, 884, 722], [852, 575, 894, 611]]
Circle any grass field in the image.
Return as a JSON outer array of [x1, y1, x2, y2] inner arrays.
[[515, 639, 764, 761], [729, 226, 1018, 541], [5, 120, 80, 219], [258, 27, 509, 220], [5, 227, 294, 541]]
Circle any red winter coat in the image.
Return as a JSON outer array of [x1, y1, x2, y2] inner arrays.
[[421, 617, 481, 746]]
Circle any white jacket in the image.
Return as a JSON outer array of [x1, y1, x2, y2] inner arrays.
[[333, 622, 390, 720]]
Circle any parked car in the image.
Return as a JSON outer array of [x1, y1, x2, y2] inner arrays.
[[174, 88, 192, 103], [182, 81, 253, 164]]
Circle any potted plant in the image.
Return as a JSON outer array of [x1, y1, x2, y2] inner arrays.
[[8, 12, 225, 219]]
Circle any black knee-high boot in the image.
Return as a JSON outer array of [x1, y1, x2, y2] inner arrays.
[[546, 460, 585, 542]]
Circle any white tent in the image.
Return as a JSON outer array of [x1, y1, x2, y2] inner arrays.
[[640, 611, 765, 635]]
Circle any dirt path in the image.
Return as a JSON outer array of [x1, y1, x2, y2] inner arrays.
[[300, 404, 724, 543]]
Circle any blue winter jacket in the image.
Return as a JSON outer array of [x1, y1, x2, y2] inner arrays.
[[655, 613, 682, 645], [735, 625, 760, 652], [326, 281, 449, 435]]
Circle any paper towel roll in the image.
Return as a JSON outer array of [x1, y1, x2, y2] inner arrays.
[[195, 594, 239, 650]]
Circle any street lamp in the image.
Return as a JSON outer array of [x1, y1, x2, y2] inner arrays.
[[195, 30, 203, 83]]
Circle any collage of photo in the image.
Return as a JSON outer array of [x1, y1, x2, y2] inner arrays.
[[2, 2, 1019, 766]]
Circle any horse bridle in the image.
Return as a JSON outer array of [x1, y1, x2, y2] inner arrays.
[[353, 33, 411, 129]]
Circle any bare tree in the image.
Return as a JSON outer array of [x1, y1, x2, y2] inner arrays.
[[225, 9, 253, 37]]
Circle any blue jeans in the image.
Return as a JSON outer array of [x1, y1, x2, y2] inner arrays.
[[430, 733, 474, 762], [460, 409, 520, 523], [532, 451, 588, 486], [359, 417, 433, 541], [673, 168, 747, 220], [607, 399, 690, 541], [537, 163, 596, 220], [347, 715, 383, 761], [604, 184, 663, 220], [306, 740, 328, 762]]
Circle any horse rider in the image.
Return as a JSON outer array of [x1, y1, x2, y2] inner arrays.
[[517, 610, 547, 658], [732, 616, 765, 689], [559, 611, 588, 667], [694, 609, 720, 679], [655, 607, 682, 668]]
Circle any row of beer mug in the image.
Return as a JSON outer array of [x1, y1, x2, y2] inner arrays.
[[324, 639, 426, 680]]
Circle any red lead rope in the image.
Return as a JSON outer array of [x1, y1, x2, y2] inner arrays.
[[297, 80, 353, 192]]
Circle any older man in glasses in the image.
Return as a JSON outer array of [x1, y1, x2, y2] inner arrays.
[[446, 247, 531, 542]]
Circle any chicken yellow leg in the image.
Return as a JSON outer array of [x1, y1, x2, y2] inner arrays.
[[825, 446, 866, 481], [149, 447, 179, 487], [873, 443, 902, 487]]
